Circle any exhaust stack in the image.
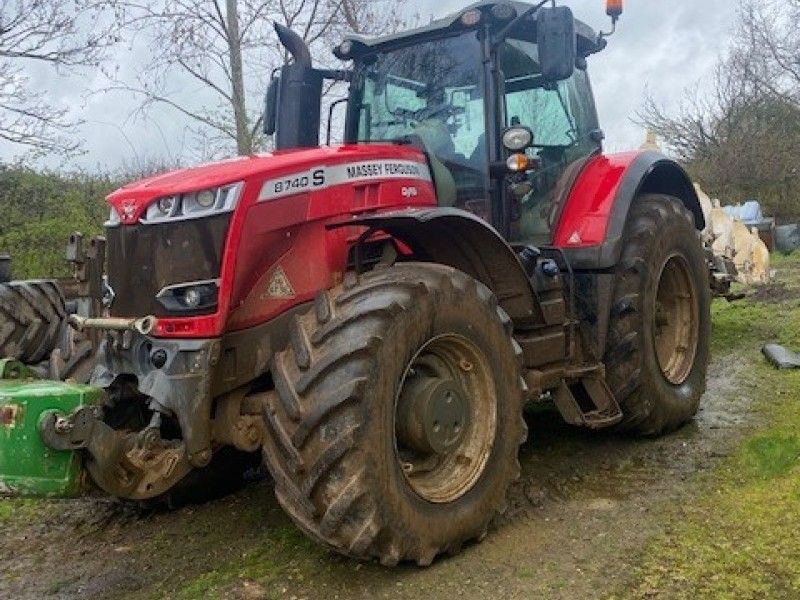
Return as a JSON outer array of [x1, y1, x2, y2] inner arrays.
[[274, 23, 312, 68], [271, 23, 323, 150]]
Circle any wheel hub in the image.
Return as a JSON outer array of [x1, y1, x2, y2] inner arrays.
[[397, 374, 468, 455], [394, 334, 497, 504], [653, 254, 699, 385]]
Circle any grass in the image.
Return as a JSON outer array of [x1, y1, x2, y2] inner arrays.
[[620, 372, 800, 599], [615, 253, 800, 599], [7, 253, 800, 600], [0, 498, 50, 525], [170, 525, 326, 600], [766, 251, 799, 269]]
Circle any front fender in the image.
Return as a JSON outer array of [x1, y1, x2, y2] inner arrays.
[[554, 151, 703, 270], [334, 208, 541, 327]]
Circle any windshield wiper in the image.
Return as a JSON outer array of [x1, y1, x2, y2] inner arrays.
[[553, 85, 577, 143]]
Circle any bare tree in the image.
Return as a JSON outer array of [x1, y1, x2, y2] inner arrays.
[[0, 0, 113, 155], [637, 0, 800, 218], [732, 0, 800, 106], [105, 0, 407, 158]]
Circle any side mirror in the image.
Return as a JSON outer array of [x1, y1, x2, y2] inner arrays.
[[264, 76, 279, 136], [537, 6, 576, 82]]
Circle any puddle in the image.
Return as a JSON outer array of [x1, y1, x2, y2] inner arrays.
[[503, 353, 755, 522], [0, 352, 765, 600]]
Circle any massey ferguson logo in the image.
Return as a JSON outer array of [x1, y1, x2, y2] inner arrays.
[[122, 201, 136, 220], [345, 162, 425, 179]]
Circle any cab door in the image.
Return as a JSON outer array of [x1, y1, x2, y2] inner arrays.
[[498, 38, 602, 245]]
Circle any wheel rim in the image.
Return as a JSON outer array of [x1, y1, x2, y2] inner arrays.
[[394, 334, 497, 504], [653, 254, 699, 385]]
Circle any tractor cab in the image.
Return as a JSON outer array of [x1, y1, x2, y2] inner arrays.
[[268, 1, 609, 244]]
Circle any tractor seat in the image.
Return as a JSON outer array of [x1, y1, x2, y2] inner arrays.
[[408, 121, 458, 208]]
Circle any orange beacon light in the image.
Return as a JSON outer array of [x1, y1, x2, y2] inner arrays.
[[606, 0, 623, 20]]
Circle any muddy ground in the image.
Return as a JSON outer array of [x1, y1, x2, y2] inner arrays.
[[1, 262, 796, 600]]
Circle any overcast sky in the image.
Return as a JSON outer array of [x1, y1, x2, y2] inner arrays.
[[10, 0, 739, 172]]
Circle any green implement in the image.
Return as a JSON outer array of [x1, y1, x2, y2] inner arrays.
[[0, 359, 102, 497]]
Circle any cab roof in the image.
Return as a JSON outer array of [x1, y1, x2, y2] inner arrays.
[[343, 1, 605, 58]]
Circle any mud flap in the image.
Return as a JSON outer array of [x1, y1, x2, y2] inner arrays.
[[0, 359, 102, 497]]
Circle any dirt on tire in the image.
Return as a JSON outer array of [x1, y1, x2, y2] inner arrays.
[[0, 280, 67, 365], [262, 263, 527, 566], [604, 194, 711, 435]]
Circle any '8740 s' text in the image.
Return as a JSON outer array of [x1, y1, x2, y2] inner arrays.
[[272, 170, 326, 195]]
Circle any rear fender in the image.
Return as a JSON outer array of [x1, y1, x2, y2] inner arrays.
[[335, 208, 542, 328], [554, 151, 703, 270]]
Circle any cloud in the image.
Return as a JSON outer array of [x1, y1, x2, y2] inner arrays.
[[431, 0, 736, 152], [6, 0, 738, 170]]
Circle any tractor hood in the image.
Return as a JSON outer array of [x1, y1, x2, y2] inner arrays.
[[103, 142, 437, 330], [107, 144, 429, 226]]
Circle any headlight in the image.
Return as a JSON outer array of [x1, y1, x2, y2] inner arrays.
[[491, 3, 517, 21], [157, 196, 178, 215], [460, 9, 482, 26], [196, 190, 216, 208], [104, 207, 121, 227], [156, 279, 220, 312], [143, 182, 243, 224], [502, 126, 534, 152], [334, 40, 353, 60]]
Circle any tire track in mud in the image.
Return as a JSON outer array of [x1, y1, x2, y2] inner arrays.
[[0, 351, 760, 600]]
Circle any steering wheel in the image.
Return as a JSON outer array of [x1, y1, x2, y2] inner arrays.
[[417, 104, 465, 122], [392, 104, 465, 124]]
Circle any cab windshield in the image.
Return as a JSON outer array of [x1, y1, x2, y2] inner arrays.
[[349, 32, 488, 211]]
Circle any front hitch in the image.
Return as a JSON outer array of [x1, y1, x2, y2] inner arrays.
[[0, 357, 192, 500], [69, 314, 156, 336], [39, 404, 193, 501]]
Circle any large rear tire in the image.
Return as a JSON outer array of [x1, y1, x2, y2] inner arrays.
[[263, 263, 527, 565], [604, 195, 711, 436], [0, 281, 67, 364]]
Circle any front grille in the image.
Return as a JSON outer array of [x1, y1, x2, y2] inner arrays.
[[106, 214, 231, 317]]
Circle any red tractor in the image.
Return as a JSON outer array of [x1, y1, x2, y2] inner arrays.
[[2, 0, 709, 566]]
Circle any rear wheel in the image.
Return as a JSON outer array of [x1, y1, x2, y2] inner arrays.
[[262, 263, 527, 565], [605, 194, 711, 435]]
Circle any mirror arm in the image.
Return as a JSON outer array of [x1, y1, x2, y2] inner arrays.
[[326, 98, 349, 145], [491, 0, 549, 46], [598, 18, 617, 41], [490, 161, 513, 177], [317, 68, 352, 82]]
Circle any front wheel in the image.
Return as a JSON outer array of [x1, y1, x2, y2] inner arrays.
[[262, 263, 527, 566], [605, 194, 711, 436]]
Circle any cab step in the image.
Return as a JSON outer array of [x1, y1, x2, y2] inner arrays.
[[553, 375, 623, 430]]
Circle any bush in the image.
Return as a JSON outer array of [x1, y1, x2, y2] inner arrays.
[[0, 167, 115, 279]]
